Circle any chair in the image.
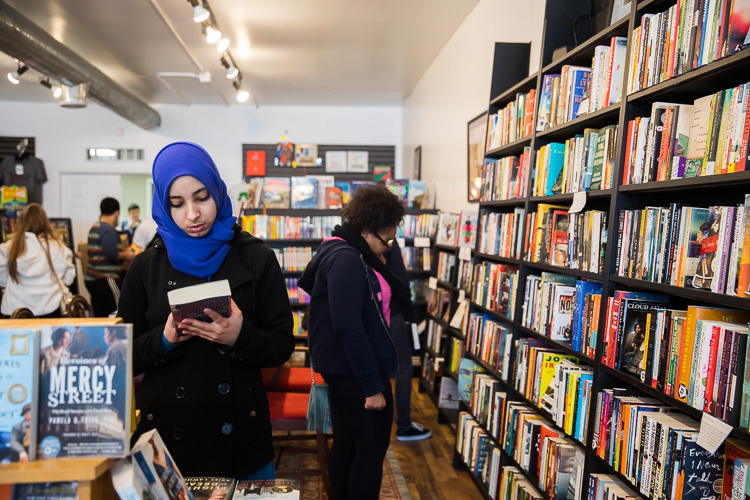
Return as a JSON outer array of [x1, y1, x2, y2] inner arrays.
[[10, 308, 35, 319], [65, 295, 93, 318]]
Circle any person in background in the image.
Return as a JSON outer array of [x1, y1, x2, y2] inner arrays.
[[298, 184, 405, 500], [0, 203, 75, 318], [84, 197, 134, 317], [131, 217, 158, 253], [386, 239, 432, 441], [117, 142, 294, 479], [121, 203, 141, 244]]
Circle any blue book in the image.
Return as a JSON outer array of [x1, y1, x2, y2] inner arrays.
[[568, 67, 592, 121], [576, 375, 593, 441], [290, 176, 318, 209], [571, 280, 602, 353], [536, 73, 560, 131], [545, 142, 566, 196]]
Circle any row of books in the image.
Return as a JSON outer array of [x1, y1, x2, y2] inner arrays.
[[470, 373, 507, 442], [615, 201, 750, 296], [523, 205, 608, 274], [425, 319, 448, 354], [396, 213, 440, 238], [436, 251, 456, 282], [448, 337, 463, 374], [536, 66, 591, 131], [587, 474, 639, 500], [457, 413, 495, 489], [272, 246, 314, 272], [477, 207, 525, 259], [577, 36, 628, 117], [291, 310, 306, 336], [383, 178, 437, 209], [427, 287, 452, 321], [623, 83, 750, 185], [456, 258, 473, 292], [625, 0, 749, 96], [502, 402, 585, 499], [401, 246, 432, 271], [470, 262, 518, 319], [465, 312, 512, 381], [480, 147, 531, 202], [531, 124, 617, 197], [421, 351, 443, 392], [498, 466, 544, 500], [435, 210, 479, 248], [284, 278, 309, 304], [486, 89, 536, 151], [512, 338, 593, 444], [241, 215, 341, 240], [409, 277, 428, 301]]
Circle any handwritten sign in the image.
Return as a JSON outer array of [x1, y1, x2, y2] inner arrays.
[[414, 237, 431, 248], [458, 290, 466, 303], [428, 277, 438, 290], [697, 412, 733, 454], [568, 191, 587, 214], [458, 247, 472, 261]]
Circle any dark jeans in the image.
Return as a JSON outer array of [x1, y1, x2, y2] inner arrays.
[[84, 277, 121, 318], [389, 313, 413, 432], [323, 371, 393, 500]]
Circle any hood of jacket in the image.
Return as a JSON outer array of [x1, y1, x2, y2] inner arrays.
[[298, 237, 352, 294]]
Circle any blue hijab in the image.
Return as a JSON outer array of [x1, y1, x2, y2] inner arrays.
[[152, 142, 236, 279]]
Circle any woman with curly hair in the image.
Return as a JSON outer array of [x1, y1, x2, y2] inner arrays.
[[299, 183, 405, 500]]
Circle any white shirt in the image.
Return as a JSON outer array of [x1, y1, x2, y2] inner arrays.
[[132, 218, 158, 252], [0, 233, 76, 316]]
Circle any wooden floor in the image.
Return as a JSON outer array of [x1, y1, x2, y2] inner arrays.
[[389, 378, 484, 500]]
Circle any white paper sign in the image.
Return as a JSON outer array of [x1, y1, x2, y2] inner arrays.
[[459, 247, 472, 261], [458, 290, 466, 303], [696, 412, 733, 454], [450, 300, 468, 328], [568, 191, 587, 213], [414, 237, 431, 248], [417, 319, 427, 333], [428, 277, 438, 289], [411, 323, 421, 350], [396, 237, 406, 249]]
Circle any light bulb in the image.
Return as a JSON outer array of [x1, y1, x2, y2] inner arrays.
[[193, 4, 210, 22], [7, 72, 19, 85], [53, 85, 62, 98], [226, 66, 239, 79], [237, 89, 249, 103], [216, 37, 230, 53], [205, 26, 221, 44]]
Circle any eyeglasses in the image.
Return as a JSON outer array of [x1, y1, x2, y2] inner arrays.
[[373, 233, 394, 248]]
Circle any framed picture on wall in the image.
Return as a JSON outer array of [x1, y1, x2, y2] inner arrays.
[[414, 146, 422, 180], [467, 111, 488, 203]]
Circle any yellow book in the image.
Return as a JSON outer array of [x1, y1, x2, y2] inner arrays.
[[564, 372, 580, 434]]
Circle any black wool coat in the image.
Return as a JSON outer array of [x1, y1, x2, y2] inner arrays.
[[117, 227, 295, 477]]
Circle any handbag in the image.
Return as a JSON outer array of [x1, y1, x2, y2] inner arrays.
[[306, 363, 331, 433], [40, 238, 74, 316]]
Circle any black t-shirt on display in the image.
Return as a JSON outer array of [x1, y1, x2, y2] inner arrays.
[[0, 154, 48, 204]]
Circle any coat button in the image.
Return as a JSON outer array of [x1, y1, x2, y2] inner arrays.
[[217, 346, 227, 355], [218, 383, 230, 395], [221, 423, 233, 434], [146, 414, 154, 421], [175, 387, 186, 399], [173, 428, 183, 440], [250, 410, 256, 417]]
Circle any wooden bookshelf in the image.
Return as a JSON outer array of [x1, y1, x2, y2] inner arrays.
[[0, 457, 118, 499]]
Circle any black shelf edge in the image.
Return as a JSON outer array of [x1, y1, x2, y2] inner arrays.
[[535, 104, 620, 140], [478, 198, 527, 208], [627, 48, 750, 103], [485, 135, 532, 158], [501, 450, 549, 500], [444, 368, 459, 382], [508, 386, 587, 448], [289, 302, 310, 308], [413, 299, 428, 307], [406, 269, 431, 275], [490, 72, 539, 106], [425, 313, 465, 340], [405, 208, 439, 215], [419, 377, 440, 406], [460, 458, 494, 500], [523, 260, 605, 281], [470, 302, 514, 325], [465, 351, 508, 385], [281, 270, 304, 275], [619, 170, 750, 193], [528, 188, 614, 203], [434, 243, 459, 251], [540, 15, 631, 75], [589, 454, 646, 499], [609, 275, 750, 309], [517, 326, 596, 366], [474, 252, 521, 266], [437, 279, 457, 291]]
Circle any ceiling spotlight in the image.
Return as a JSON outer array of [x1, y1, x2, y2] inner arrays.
[[205, 26, 221, 44], [39, 77, 63, 98], [7, 63, 29, 85], [193, 4, 210, 22], [233, 79, 249, 103], [216, 37, 230, 53], [221, 56, 239, 79]]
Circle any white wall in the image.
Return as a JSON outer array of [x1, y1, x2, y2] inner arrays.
[[0, 102, 402, 217], [402, 0, 545, 214]]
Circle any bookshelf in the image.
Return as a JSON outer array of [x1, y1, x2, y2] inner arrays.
[[455, 0, 750, 498]]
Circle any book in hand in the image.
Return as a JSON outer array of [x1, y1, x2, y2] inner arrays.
[[132, 429, 194, 500], [168, 280, 232, 336], [37, 323, 132, 459], [0, 328, 40, 462], [232, 479, 300, 499], [110, 456, 158, 500], [185, 476, 236, 500]]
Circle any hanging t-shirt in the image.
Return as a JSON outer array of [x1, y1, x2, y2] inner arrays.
[[0, 154, 48, 204]]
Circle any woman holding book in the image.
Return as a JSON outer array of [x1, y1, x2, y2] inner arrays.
[[0, 203, 75, 318], [298, 184, 405, 500], [118, 142, 294, 479]]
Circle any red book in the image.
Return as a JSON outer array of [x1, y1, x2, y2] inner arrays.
[[701, 323, 722, 413], [245, 150, 266, 177], [623, 118, 636, 186]]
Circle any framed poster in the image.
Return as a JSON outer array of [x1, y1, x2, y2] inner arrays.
[[414, 146, 422, 180], [467, 111, 488, 202]]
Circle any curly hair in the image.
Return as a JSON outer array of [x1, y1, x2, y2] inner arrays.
[[341, 184, 405, 232]]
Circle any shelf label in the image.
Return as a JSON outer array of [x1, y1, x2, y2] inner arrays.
[[396, 237, 406, 249], [411, 323, 421, 350], [696, 412, 733, 454], [458, 247, 472, 261], [428, 277, 438, 289], [458, 289, 466, 303], [568, 191, 587, 214], [450, 300, 468, 329], [414, 237, 431, 248]]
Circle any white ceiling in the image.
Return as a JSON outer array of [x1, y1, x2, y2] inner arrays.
[[0, 0, 481, 109]]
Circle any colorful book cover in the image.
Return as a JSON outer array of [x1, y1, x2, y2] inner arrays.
[[37, 323, 132, 459], [407, 180, 427, 208], [274, 142, 294, 168], [458, 358, 486, 403], [679, 439, 725, 499], [168, 280, 231, 336], [324, 151, 347, 173], [385, 178, 409, 207], [568, 67, 592, 121], [545, 143, 566, 195], [0, 329, 39, 463], [334, 181, 351, 205], [537, 73, 560, 131], [261, 177, 291, 209], [185, 476, 236, 500], [436, 212, 460, 247], [458, 210, 478, 249], [232, 479, 300, 498], [307, 175, 334, 209], [325, 186, 343, 208], [351, 181, 375, 195], [244, 150, 266, 177], [550, 210, 570, 267], [132, 428, 194, 500], [726, 0, 750, 55], [111, 456, 158, 500], [346, 150, 369, 173], [294, 144, 319, 167], [685, 94, 714, 177], [373, 165, 392, 182], [682, 207, 710, 288], [290, 176, 318, 209]]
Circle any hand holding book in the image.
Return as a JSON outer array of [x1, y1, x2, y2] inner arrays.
[[166, 280, 242, 346]]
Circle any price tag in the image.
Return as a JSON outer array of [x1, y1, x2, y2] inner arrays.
[[396, 237, 406, 249], [458, 290, 466, 302], [428, 277, 438, 289], [458, 247, 472, 261], [450, 300, 467, 328], [696, 412, 733, 454], [568, 191, 587, 213], [414, 237, 431, 248]]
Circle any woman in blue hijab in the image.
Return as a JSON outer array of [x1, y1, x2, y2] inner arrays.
[[118, 142, 295, 479]]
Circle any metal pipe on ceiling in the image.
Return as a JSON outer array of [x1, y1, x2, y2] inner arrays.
[[0, 0, 161, 130]]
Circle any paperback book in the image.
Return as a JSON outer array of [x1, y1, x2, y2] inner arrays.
[[232, 479, 300, 499], [261, 177, 291, 209], [290, 176, 317, 209], [132, 429, 194, 500], [168, 280, 232, 336], [185, 476, 236, 500]]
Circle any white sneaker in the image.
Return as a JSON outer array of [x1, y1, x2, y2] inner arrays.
[[395, 422, 432, 441]]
